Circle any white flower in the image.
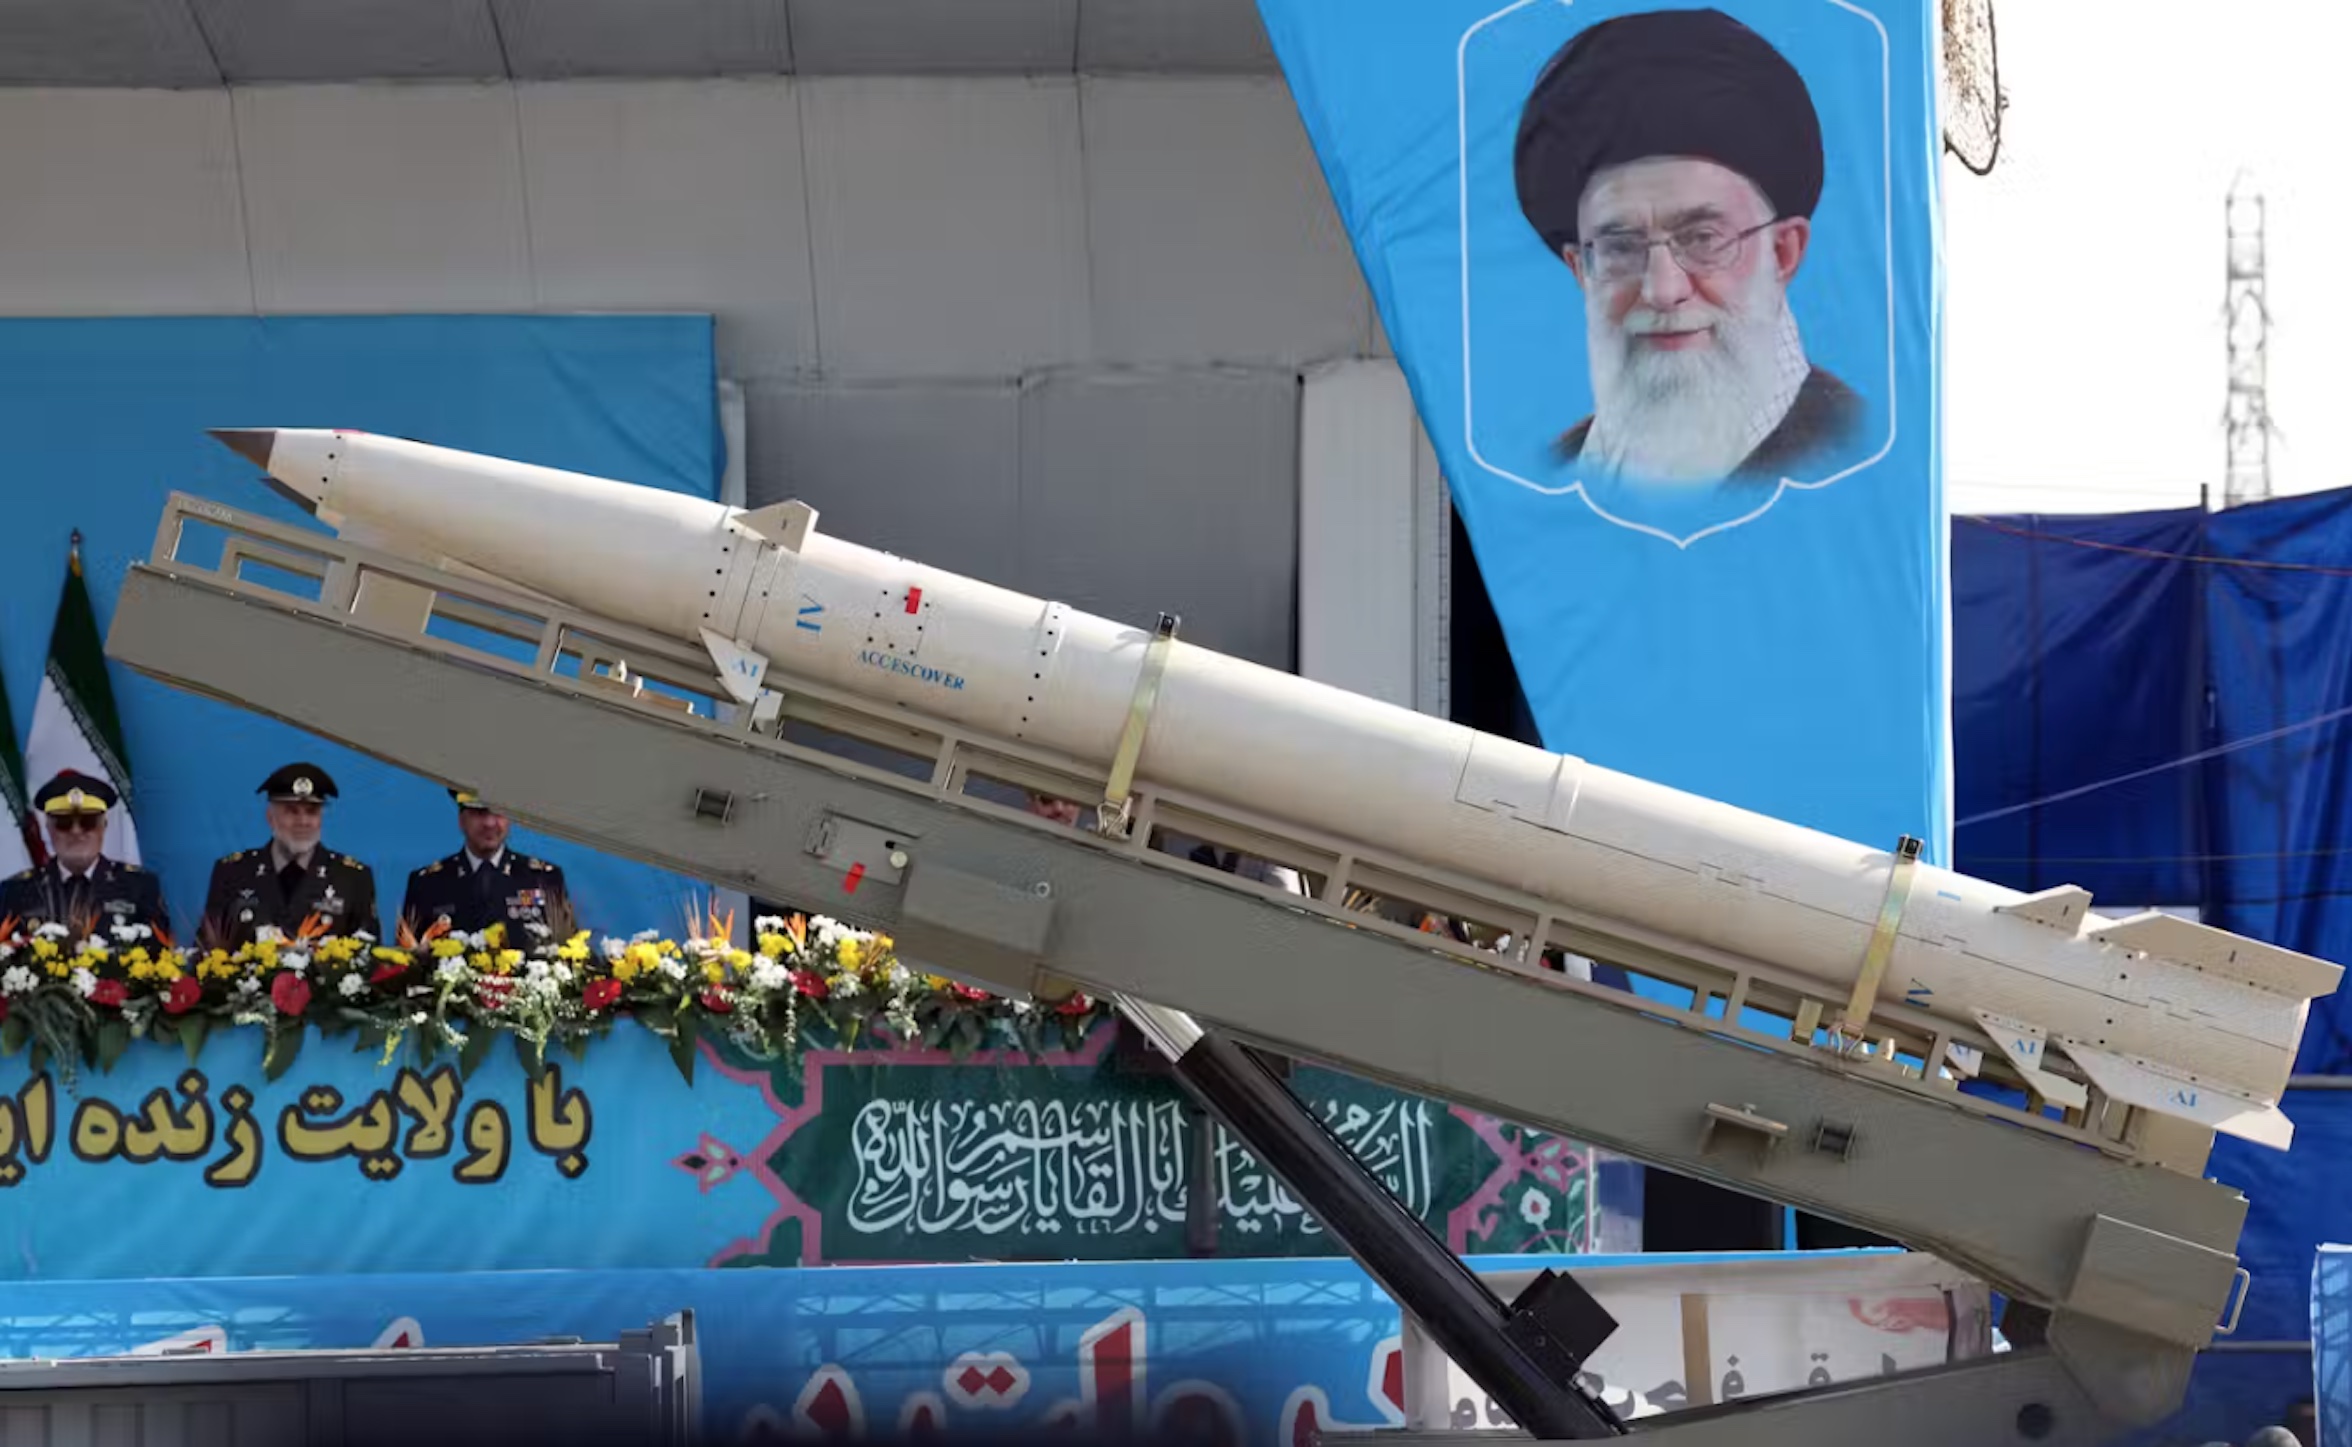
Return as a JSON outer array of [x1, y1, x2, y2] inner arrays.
[[338, 973, 367, 999], [749, 960, 788, 991], [281, 950, 311, 975], [436, 958, 469, 983], [832, 972, 863, 998], [631, 928, 660, 943], [253, 925, 285, 944], [525, 959, 551, 981], [354, 930, 376, 944], [1519, 1188, 1552, 1227], [553, 963, 575, 986], [236, 976, 261, 997], [109, 921, 148, 942], [658, 958, 688, 981], [754, 914, 784, 934], [0, 965, 35, 995], [35, 922, 70, 941], [1012, 999, 1035, 1017], [69, 967, 97, 998], [527, 920, 552, 939], [0, 942, 14, 961], [601, 936, 627, 960], [882, 963, 911, 988]]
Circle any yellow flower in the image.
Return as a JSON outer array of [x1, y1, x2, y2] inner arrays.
[[44, 959, 67, 978], [30, 938, 57, 961], [372, 946, 410, 965], [725, 948, 753, 972], [757, 932, 788, 959], [431, 937, 467, 959], [702, 960, 725, 985], [836, 938, 865, 972], [484, 923, 507, 948], [495, 949, 523, 974], [924, 974, 952, 991], [626, 941, 664, 976], [78, 943, 111, 964], [129, 958, 155, 981], [155, 960, 182, 983], [613, 955, 641, 984]]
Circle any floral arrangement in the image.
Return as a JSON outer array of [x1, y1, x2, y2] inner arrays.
[[0, 906, 1106, 1084]]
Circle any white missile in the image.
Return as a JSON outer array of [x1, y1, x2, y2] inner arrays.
[[207, 427, 2342, 1153]]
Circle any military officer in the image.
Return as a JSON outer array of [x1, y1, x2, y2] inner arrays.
[[0, 770, 167, 936], [202, 762, 379, 946], [401, 788, 572, 940]]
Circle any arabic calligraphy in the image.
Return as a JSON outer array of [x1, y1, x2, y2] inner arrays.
[[843, 1094, 1437, 1240], [2, 1067, 592, 1188]]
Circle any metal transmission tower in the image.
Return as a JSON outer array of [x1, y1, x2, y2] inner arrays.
[[2223, 174, 2274, 507]]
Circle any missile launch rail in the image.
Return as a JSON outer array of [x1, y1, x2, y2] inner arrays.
[[105, 492, 2262, 1447]]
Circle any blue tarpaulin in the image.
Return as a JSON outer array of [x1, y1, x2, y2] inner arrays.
[[1955, 494, 2352, 1439]]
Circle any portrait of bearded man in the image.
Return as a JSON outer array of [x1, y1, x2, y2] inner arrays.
[[1514, 7, 1863, 485]]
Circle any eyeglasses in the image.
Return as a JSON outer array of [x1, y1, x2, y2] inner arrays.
[[1580, 218, 1779, 283], [49, 815, 103, 833]]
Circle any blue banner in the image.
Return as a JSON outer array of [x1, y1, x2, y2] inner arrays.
[[0, 315, 720, 936], [0, 1021, 1635, 1279], [0, 1251, 1875, 1445], [1258, 1, 1947, 853]]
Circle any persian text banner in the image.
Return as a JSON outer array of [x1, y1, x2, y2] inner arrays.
[[1258, 0, 1948, 854], [0, 1021, 1635, 1277]]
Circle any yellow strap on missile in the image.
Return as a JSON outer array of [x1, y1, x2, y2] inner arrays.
[[1098, 613, 1179, 837], [1840, 834, 1924, 1043]]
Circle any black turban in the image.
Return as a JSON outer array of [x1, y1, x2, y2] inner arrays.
[[1514, 8, 1824, 256]]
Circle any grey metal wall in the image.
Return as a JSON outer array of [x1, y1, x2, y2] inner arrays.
[[0, 75, 1381, 668]]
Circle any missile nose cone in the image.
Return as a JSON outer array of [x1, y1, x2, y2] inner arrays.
[[208, 428, 276, 469]]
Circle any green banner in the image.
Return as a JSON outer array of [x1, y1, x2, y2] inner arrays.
[[723, 1020, 1623, 1266]]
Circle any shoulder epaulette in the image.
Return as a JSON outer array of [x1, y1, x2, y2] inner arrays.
[[121, 862, 144, 873], [419, 860, 443, 876], [10, 868, 34, 882], [223, 849, 251, 863], [339, 854, 366, 870]]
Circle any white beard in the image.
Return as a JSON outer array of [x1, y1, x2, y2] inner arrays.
[[1580, 270, 1807, 484]]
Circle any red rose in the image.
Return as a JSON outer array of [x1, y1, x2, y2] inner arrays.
[[699, 988, 736, 1015], [369, 961, 408, 986], [270, 972, 310, 1017], [583, 977, 622, 1012], [792, 970, 829, 1000], [91, 978, 127, 1008], [950, 982, 991, 1003], [1055, 992, 1093, 1017], [164, 976, 203, 1016], [475, 978, 514, 1010]]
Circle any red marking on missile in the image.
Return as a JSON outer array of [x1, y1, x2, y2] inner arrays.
[[905, 587, 922, 614], [843, 862, 866, 893]]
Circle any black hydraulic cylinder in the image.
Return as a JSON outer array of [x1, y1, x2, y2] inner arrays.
[[1134, 1007, 1623, 1439]]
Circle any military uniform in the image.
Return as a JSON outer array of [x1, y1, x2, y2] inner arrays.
[[201, 762, 379, 945], [400, 850, 570, 939], [1, 771, 167, 936]]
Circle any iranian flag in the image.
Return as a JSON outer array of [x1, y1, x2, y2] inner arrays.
[[24, 533, 139, 865], [0, 647, 38, 877]]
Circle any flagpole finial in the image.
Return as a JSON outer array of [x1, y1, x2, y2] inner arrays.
[[68, 530, 81, 576]]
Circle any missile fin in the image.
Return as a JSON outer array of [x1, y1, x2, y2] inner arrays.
[[1996, 884, 2094, 933], [2090, 910, 2343, 999], [2063, 1041, 2296, 1150], [1969, 1008, 2089, 1110], [735, 500, 819, 553], [699, 628, 770, 706]]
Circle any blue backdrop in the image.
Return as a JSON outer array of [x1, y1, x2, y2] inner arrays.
[[1256, 0, 1948, 859], [0, 315, 720, 940]]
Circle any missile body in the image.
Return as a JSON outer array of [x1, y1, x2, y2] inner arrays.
[[210, 429, 2341, 1150]]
